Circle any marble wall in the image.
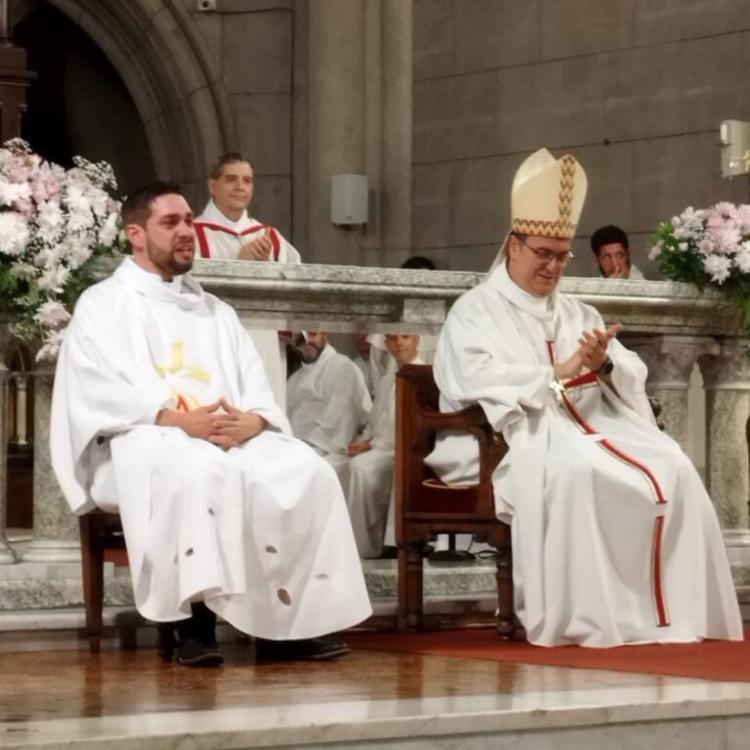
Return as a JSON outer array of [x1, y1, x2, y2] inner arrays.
[[412, 0, 750, 274], [18, 1, 750, 276]]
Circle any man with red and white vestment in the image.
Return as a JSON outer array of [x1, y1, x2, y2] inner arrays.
[[426, 148, 743, 647], [195, 153, 300, 410]]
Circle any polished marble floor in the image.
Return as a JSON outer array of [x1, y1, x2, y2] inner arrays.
[[2, 642, 750, 749]]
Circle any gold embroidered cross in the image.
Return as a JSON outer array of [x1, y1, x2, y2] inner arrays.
[[156, 342, 211, 384]]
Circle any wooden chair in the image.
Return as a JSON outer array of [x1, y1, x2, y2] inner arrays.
[[79, 510, 126, 653], [395, 364, 515, 636]]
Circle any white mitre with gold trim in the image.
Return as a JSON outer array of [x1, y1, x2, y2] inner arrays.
[[489, 148, 587, 271]]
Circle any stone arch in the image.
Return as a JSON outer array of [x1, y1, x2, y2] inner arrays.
[[42, 0, 237, 199]]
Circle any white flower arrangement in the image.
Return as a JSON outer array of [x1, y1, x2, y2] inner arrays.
[[0, 139, 126, 360], [650, 202, 750, 334]]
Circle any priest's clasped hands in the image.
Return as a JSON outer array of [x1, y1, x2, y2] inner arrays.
[[553, 322, 623, 381], [156, 398, 267, 450], [238, 228, 274, 261]]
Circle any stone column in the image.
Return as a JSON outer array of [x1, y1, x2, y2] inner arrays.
[[307, 0, 367, 265], [11, 372, 29, 446], [0, 323, 17, 563], [698, 343, 750, 544], [307, 0, 413, 267], [379, 0, 413, 261], [22, 371, 81, 563], [625, 335, 708, 453]]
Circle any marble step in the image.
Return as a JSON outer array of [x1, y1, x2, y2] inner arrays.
[[0, 558, 501, 611]]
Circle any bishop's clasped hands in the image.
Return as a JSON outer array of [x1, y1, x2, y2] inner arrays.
[[553, 322, 622, 381]]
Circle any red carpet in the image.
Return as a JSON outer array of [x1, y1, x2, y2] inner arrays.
[[349, 628, 750, 682]]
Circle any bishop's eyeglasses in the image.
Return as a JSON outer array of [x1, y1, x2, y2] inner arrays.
[[514, 235, 574, 267]]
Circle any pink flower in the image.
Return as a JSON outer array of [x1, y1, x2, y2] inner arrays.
[[698, 238, 715, 255]]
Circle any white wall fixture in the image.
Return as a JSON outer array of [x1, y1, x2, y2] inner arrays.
[[719, 120, 750, 178], [331, 174, 368, 225]]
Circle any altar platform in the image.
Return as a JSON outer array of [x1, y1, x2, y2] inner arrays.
[[2, 638, 750, 750]]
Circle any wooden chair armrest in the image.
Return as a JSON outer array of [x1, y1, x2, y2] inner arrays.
[[415, 402, 489, 432]]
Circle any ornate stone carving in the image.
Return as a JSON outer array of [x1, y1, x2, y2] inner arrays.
[[699, 342, 750, 391], [625, 335, 714, 389]]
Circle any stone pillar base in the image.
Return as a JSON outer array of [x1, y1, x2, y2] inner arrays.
[[0, 541, 16, 564], [21, 539, 81, 564]]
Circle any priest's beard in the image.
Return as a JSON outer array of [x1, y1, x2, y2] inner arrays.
[[146, 237, 194, 278], [298, 343, 324, 364]]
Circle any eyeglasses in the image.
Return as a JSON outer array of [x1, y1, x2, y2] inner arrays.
[[515, 236, 574, 266]]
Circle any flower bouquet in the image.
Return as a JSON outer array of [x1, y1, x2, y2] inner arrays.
[[650, 202, 750, 333], [0, 138, 125, 361]]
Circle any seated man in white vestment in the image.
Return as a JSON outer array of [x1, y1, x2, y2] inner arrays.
[[51, 182, 371, 667], [426, 148, 743, 648], [351, 332, 374, 396], [194, 152, 300, 410], [287, 331, 372, 476], [368, 258, 438, 392], [345, 334, 422, 558]]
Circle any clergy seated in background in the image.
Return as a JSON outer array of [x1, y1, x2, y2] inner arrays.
[[51, 182, 371, 667], [287, 331, 372, 476], [194, 152, 300, 411], [426, 148, 743, 648], [367, 258, 438, 393], [345, 334, 423, 558], [351, 332, 374, 396], [590, 224, 644, 280]]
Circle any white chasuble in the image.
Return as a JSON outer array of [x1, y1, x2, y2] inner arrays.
[[426, 262, 742, 648], [194, 199, 301, 411], [51, 258, 371, 639]]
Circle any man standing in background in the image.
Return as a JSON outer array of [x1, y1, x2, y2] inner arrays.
[[195, 153, 300, 409]]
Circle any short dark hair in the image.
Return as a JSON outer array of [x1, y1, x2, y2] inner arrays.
[[590, 225, 629, 256], [209, 152, 254, 179], [121, 181, 183, 227], [401, 255, 436, 270]]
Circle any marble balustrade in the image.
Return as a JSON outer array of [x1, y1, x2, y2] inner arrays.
[[1, 261, 750, 608]]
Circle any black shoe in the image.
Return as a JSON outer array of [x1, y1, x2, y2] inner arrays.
[[377, 545, 398, 559], [157, 623, 177, 662], [173, 602, 223, 668], [255, 635, 350, 662], [175, 637, 224, 667]]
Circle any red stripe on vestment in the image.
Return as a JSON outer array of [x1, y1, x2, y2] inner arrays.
[[194, 223, 211, 258], [193, 221, 281, 261], [176, 395, 190, 413], [269, 227, 281, 260], [652, 514, 670, 627], [560, 393, 598, 434], [599, 439, 666, 504], [546, 340, 556, 364], [563, 372, 598, 389]]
